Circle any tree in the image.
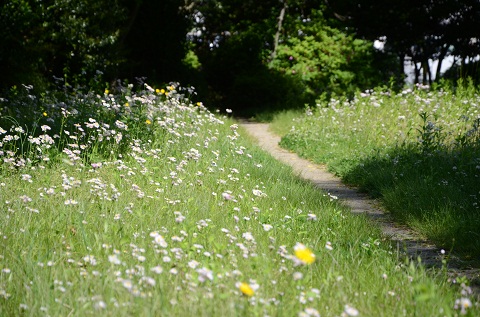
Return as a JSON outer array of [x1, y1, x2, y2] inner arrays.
[[183, 0, 298, 115], [181, 0, 394, 115], [269, 8, 395, 97], [326, 0, 480, 84], [0, 0, 126, 90], [118, 0, 192, 85]]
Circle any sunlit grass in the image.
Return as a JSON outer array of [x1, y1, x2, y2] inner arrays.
[[0, 83, 478, 316], [268, 109, 304, 136], [272, 82, 480, 259]]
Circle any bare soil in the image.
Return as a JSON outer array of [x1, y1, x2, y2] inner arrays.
[[240, 121, 480, 297]]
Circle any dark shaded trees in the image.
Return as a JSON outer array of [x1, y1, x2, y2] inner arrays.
[[0, 0, 126, 90], [118, 0, 192, 84], [181, 0, 395, 115], [327, 0, 480, 84], [0, 0, 193, 91], [183, 0, 302, 115], [2, 0, 478, 107]]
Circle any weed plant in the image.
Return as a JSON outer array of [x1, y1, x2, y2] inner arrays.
[[0, 83, 478, 316], [274, 82, 480, 260]]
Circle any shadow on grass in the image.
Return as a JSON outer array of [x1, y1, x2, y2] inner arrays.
[[342, 145, 480, 260]]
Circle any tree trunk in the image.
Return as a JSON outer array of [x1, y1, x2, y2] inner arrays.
[[461, 57, 467, 78], [271, 1, 288, 60], [436, 57, 444, 81], [422, 61, 427, 84], [413, 60, 420, 84], [399, 54, 405, 80], [435, 45, 448, 81], [422, 59, 432, 85]]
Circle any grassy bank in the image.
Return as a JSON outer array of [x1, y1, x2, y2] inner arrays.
[[0, 84, 477, 316], [272, 83, 480, 261]]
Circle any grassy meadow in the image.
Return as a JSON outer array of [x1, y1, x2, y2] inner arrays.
[[272, 82, 480, 262], [0, 83, 478, 316]]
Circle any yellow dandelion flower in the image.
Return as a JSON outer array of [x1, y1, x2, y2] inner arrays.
[[196, 102, 202, 107], [294, 243, 315, 264], [238, 282, 254, 297], [167, 85, 175, 91], [104, 89, 109, 94], [165, 92, 169, 96], [160, 89, 166, 94], [125, 102, 129, 107], [145, 119, 152, 125], [43, 112, 48, 117]]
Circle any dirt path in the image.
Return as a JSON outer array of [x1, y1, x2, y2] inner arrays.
[[240, 121, 480, 296]]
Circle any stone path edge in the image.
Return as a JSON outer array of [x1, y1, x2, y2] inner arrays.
[[240, 121, 480, 297]]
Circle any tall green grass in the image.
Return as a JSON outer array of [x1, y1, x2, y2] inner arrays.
[[0, 83, 477, 316], [273, 82, 480, 260]]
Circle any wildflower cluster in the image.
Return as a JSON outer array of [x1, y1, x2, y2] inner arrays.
[[0, 82, 477, 316], [0, 82, 352, 316], [280, 83, 480, 256]]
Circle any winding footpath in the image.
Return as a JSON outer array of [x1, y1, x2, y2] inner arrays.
[[240, 121, 480, 298]]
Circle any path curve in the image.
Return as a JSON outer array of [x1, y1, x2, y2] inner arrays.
[[240, 121, 480, 296]]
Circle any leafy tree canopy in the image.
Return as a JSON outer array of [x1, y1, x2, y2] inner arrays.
[[180, 0, 396, 114], [1, 0, 478, 106]]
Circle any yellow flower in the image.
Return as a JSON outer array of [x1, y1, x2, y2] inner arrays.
[[165, 92, 169, 96], [196, 102, 202, 107], [160, 89, 166, 94], [145, 119, 152, 125], [43, 112, 48, 117], [155, 89, 161, 94], [238, 282, 254, 297], [125, 102, 129, 107], [104, 89, 109, 94], [167, 85, 175, 91], [294, 243, 315, 264]]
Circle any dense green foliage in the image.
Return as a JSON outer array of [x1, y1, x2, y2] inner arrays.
[[0, 0, 193, 92], [186, 0, 398, 116], [2, 0, 479, 116], [269, 9, 394, 98], [273, 82, 480, 258], [0, 0, 126, 90]]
